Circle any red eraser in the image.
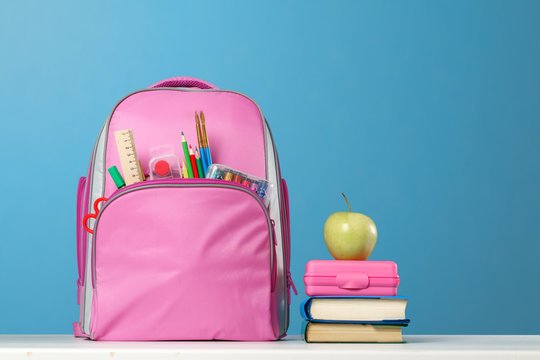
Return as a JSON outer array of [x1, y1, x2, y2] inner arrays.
[[155, 160, 170, 176]]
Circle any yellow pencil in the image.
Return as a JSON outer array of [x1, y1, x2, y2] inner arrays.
[[182, 158, 189, 178], [138, 160, 146, 181]]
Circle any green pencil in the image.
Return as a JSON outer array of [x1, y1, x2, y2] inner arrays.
[[181, 132, 194, 178], [195, 147, 205, 178]]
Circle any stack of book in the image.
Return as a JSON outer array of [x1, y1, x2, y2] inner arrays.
[[302, 260, 409, 343]]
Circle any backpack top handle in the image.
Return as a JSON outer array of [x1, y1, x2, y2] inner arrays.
[[149, 76, 219, 90]]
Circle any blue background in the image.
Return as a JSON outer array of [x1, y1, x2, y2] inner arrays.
[[1, 0, 539, 335]]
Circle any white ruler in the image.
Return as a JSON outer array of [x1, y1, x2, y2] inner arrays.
[[114, 129, 144, 185]]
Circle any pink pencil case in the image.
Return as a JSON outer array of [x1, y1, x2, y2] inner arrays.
[[304, 260, 400, 296]]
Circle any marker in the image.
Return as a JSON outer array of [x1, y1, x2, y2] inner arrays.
[[223, 171, 233, 181], [181, 132, 194, 178], [195, 147, 205, 178], [200, 111, 213, 165], [108, 166, 126, 189], [114, 129, 144, 185], [195, 112, 208, 173], [182, 158, 189, 178], [233, 174, 242, 183], [189, 145, 199, 178], [241, 179, 251, 187]]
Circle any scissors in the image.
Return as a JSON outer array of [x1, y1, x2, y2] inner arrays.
[[83, 197, 108, 235]]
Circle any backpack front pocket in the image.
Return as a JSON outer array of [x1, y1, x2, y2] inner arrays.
[[90, 181, 278, 340]]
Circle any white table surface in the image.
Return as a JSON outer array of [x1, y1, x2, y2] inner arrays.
[[0, 335, 539, 359]]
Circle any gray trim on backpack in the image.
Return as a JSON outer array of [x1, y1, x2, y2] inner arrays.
[[263, 120, 290, 334], [263, 125, 287, 335], [81, 117, 109, 333], [80, 87, 290, 337]]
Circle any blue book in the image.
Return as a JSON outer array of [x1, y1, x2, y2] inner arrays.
[[301, 296, 410, 325]]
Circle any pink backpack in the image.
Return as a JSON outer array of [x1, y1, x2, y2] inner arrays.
[[74, 77, 296, 340]]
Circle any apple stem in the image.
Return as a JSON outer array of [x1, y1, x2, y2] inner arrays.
[[342, 193, 352, 212]]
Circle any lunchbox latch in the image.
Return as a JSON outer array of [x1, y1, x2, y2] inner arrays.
[[336, 272, 369, 289]]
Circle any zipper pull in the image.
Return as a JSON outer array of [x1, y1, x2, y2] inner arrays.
[[270, 220, 277, 246], [271, 219, 298, 298], [270, 220, 277, 291], [287, 272, 298, 296], [76, 279, 83, 305]]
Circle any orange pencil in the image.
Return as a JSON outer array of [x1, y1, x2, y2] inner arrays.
[[189, 145, 199, 178]]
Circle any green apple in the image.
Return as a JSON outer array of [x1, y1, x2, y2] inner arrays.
[[323, 193, 377, 260]]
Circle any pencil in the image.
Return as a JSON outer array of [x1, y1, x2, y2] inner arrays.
[[189, 145, 199, 178], [195, 112, 208, 172], [195, 148, 206, 178], [138, 160, 146, 181], [182, 158, 189, 178], [181, 132, 194, 178], [195, 147, 205, 178], [200, 111, 213, 165]]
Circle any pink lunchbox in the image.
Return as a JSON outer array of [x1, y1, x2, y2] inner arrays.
[[304, 260, 400, 296]]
